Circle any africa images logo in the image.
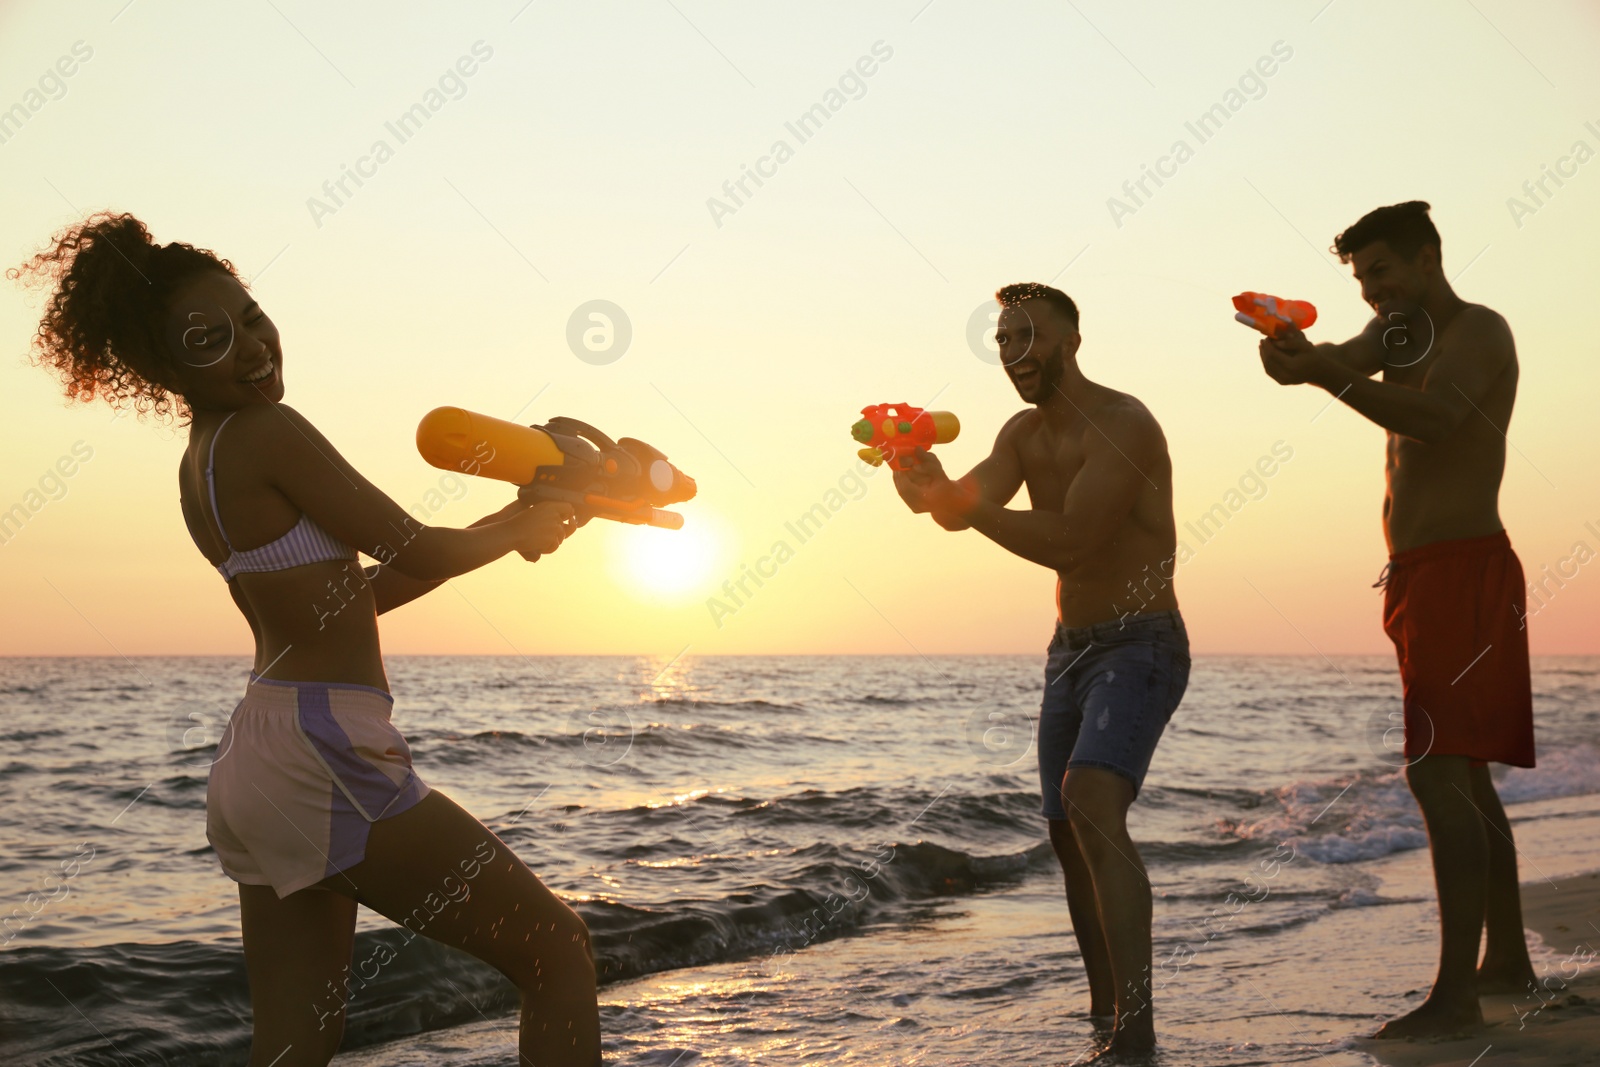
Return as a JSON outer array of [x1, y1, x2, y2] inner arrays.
[[1380, 304, 1435, 368]]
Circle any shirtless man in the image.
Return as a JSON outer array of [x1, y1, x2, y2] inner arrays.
[[1257, 201, 1537, 1038], [894, 282, 1189, 1058]]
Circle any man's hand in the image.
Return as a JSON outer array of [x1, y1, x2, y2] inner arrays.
[[1259, 326, 1339, 388], [891, 452, 940, 513], [893, 450, 978, 527]]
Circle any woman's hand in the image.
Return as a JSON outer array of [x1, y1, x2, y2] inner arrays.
[[512, 502, 577, 561]]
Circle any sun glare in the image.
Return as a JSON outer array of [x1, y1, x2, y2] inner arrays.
[[611, 519, 722, 599]]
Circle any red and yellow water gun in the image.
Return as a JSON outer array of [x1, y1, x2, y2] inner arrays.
[[1233, 292, 1317, 339], [851, 403, 960, 471]]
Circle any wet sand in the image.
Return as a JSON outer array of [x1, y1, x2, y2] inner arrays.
[[1357, 870, 1600, 1067]]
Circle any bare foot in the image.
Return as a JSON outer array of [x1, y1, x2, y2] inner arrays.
[[1476, 960, 1539, 996], [1076, 1039, 1160, 1065], [1105, 1010, 1156, 1057], [1064, 1036, 1112, 1067], [1373, 996, 1484, 1039]]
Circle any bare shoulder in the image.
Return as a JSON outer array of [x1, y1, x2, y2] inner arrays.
[[228, 400, 311, 438], [225, 402, 332, 461], [219, 403, 347, 488], [1440, 303, 1516, 374], [1090, 388, 1167, 448], [1448, 303, 1513, 345], [994, 407, 1040, 448]]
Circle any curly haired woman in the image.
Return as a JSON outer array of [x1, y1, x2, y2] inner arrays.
[[13, 212, 601, 1066]]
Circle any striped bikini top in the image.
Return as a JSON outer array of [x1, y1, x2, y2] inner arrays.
[[202, 410, 359, 580]]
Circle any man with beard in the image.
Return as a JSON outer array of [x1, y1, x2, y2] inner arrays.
[[893, 282, 1189, 1058], [1257, 201, 1537, 1039]]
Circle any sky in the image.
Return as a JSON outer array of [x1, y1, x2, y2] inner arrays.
[[1, 0, 1597, 658]]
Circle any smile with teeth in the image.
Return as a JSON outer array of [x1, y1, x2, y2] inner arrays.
[[242, 359, 276, 383]]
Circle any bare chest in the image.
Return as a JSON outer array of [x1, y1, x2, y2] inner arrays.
[[1016, 432, 1089, 511]]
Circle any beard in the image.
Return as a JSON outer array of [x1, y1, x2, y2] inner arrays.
[[1008, 345, 1066, 404]]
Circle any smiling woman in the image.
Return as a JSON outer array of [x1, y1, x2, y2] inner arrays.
[[11, 211, 601, 1067]]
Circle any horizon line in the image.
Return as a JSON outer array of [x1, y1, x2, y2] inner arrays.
[[3, 651, 1597, 659]]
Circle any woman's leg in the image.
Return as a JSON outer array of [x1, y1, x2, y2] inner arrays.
[[238, 882, 359, 1066], [325, 789, 601, 1067]]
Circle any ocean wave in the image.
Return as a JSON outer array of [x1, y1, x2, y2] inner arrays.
[[0, 836, 1050, 1065], [1497, 744, 1600, 803], [0, 727, 64, 742], [1294, 824, 1429, 864], [639, 697, 807, 713], [1223, 742, 1600, 865], [0, 935, 508, 1066], [409, 717, 853, 765]]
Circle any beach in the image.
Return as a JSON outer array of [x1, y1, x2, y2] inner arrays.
[[1358, 870, 1600, 1067], [3, 654, 1598, 1065]]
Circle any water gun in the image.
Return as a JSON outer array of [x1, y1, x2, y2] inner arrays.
[[416, 407, 695, 529], [1233, 292, 1317, 339], [851, 403, 960, 471]]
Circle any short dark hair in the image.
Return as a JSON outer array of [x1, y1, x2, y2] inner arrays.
[[1331, 201, 1440, 263], [995, 282, 1079, 330]]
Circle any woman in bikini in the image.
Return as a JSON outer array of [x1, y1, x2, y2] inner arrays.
[[15, 212, 602, 1066]]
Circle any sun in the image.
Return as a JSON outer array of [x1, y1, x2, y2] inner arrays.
[[609, 518, 722, 599]]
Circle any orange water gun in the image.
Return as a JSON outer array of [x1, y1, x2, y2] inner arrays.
[[416, 407, 695, 529], [1233, 292, 1317, 338], [851, 404, 960, 471]]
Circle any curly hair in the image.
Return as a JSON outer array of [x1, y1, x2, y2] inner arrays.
[[10, 212, 240, 423]]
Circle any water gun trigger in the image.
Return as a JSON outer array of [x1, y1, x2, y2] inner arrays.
[[1233, 292, 1317, 339]]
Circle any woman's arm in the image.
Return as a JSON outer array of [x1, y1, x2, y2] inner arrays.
[[234, 403, 573, 580], [366, 499, 531, 614]]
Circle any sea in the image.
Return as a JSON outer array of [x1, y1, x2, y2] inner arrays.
[[3, 654, 1599, 1066]]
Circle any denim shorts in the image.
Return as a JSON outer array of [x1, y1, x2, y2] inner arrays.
[[1038, 610, 1190, 818]]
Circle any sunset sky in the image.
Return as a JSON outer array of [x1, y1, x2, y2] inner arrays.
[[2, 0, 1597, 658]]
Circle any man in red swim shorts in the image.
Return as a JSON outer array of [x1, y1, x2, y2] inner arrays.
[[1257, 201, 1536, 1039]]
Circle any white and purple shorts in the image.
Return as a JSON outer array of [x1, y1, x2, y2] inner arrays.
[[206, 673, 430, 897]]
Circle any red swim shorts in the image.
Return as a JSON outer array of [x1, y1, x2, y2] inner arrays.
[[1380, 530, 1535, 768]]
